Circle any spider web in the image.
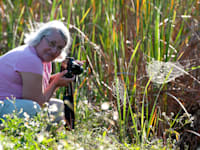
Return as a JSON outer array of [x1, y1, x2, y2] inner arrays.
[[112, 78, 129, 106], [146, 59, 200, 84]]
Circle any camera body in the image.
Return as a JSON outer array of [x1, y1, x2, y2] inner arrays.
[[62, 57, 83, 78]]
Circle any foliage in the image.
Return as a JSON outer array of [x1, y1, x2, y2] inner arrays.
[[0, 0, 199, 149], [0, 101, 176, 149]]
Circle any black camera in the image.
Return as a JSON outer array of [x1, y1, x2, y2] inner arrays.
[[60, 57, 83, 129], [63, 58, 83, 78]]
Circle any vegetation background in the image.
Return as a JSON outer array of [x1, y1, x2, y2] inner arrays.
[[0, 0, 199, 149]]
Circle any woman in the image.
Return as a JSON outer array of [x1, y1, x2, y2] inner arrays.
[[0, 20, 76, 124]]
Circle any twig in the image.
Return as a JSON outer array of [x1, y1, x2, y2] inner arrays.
[[185, 129, 200, 137], [166, 92, 190, 118], [68, 24, 105, 57]]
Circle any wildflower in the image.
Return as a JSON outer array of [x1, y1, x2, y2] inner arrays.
[[0, 142, 3, 150], [83, 100, 88, 104], [23, 112, 30, 120], [101, 102, 110, 110], [24, 122, 31, 129], [37, 133, 44, 143], [77, 147, 84, 150], [113, 111, 118, 120], [49, 114, 56, 122]]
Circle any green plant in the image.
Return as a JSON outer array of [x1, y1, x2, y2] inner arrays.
[[0, 0, 199, 149]]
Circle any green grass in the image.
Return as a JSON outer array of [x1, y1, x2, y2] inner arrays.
[[0, 101, 174, 149], [0, 0, 199, 149]]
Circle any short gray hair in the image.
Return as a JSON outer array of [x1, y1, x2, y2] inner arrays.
[[24, 20, 71, 61]]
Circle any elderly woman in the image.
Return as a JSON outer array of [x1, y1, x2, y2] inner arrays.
[[0, 20, 76, 124]]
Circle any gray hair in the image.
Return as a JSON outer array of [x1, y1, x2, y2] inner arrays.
[[24, 20, 71, 61]]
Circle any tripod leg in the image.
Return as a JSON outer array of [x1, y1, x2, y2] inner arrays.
[[63, 83, 75, 129]]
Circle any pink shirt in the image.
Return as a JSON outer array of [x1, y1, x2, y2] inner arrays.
[[0, 45, 51, 100]]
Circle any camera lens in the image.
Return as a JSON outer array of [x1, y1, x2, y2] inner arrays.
[[64, 58, 83, 78]]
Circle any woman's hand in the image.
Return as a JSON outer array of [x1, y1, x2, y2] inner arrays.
[[51, 70, 75, 88], [50, 59, 85, 88]]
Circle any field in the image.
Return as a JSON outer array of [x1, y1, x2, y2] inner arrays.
[[0, 0, 199, 149]]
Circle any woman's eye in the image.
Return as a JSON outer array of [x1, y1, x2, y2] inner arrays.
[[50, 41, 56, 47]]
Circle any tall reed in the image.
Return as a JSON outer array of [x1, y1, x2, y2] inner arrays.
[[0, 0, 199, 146]]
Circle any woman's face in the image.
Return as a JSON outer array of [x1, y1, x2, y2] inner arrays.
[[35, 30, 66, 62]]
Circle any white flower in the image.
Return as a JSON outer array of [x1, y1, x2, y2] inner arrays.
[[0, 142, 3, 150], [37, 133, 44, 143], [83, 100, 88, 104], [113, 111, 118, 120], [23, 112, 30, 119], [101, 102, 110, 110]]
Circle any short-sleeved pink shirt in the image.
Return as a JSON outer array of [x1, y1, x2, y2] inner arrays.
[[0, 45, 51, 100]]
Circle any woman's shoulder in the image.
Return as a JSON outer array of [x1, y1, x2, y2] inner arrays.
[[0, 45, 29, 62], [14, 45, 43, 74], [14, 45, 42, 62], [14, 45, 42, 67], [2, 45, 34, 58]]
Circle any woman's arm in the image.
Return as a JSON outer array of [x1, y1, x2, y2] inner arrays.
[[19, 70, 74, 106]]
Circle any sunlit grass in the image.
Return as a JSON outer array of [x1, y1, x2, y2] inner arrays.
[[0, 0, 199, 149]]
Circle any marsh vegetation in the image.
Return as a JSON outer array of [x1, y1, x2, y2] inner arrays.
[[0, 0, 199, 149]]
